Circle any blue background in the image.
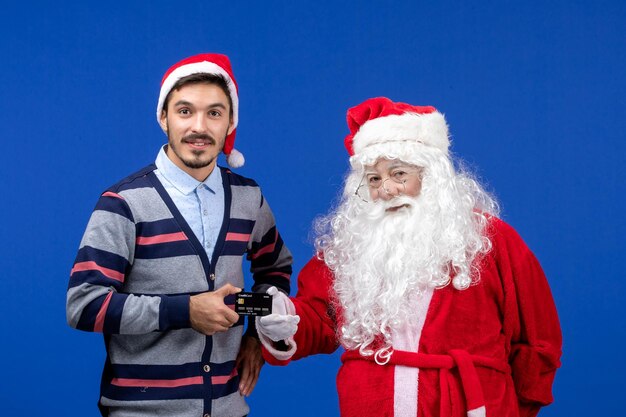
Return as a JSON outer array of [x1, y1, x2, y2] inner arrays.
[[1, 1, 624, 415]]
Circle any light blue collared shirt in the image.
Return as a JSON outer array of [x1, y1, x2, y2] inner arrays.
[[154, 146, 224, 260]]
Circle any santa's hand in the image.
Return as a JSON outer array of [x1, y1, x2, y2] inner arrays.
[[256, 286, 299, 341], [257, 313, 300, 341], [255, 287, 299, 361], [267, 286, 295, 315]]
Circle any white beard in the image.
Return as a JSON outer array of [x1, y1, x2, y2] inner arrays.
[[315, 165, 496, 356], [331, 196, 449, 353]]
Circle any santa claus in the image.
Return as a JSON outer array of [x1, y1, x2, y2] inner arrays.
[[256, 97, 562, 417]]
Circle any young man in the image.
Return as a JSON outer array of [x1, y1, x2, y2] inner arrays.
[[257, 97, 562, 417], [67, 53, 292, 417]]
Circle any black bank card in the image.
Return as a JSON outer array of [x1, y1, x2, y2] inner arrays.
[[235, 292, 272, 316]]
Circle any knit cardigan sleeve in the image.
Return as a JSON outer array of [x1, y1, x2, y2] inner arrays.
[[66, 190, 189, 334], [246, 194, 292, 295]]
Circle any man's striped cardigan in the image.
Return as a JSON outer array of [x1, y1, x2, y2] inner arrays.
[[67, 164, 292, 417]]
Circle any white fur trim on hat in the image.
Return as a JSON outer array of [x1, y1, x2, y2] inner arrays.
[[349, 140, 443, 171], [352, 112, 449, 156], [156, 61, 239, 127]]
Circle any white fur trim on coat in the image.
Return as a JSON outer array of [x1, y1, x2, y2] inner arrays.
[[467, 406, 486, 417]]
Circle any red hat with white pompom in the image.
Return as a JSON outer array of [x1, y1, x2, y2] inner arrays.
[[156, 53, 245, 168], [344, 97, 449, 158]]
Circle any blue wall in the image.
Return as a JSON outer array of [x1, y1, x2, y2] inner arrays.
[[0, 1, 623, 415]]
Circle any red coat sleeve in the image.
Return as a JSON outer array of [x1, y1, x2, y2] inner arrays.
[[262, 256, 339, 365], [492, 218, 562, 417]]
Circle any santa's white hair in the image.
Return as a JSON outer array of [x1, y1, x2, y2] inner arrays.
[[314, 141, 499, 357]]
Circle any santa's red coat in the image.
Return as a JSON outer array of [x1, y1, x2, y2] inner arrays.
[[263, 218, 562, 417]]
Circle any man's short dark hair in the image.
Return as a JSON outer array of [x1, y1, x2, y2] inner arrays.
[[161, 73, 233, 118]]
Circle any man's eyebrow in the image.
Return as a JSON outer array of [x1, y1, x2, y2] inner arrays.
[[172, 100, 227, 109], [173, 100, 193, 107]]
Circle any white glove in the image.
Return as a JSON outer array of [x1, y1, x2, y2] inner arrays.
[[256, 287, 299, 341], [257, 313, 300, 341], [255, 287, 300, 361]]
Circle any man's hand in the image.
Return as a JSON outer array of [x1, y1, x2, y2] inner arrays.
[[189, 283, 241, 336], [236, 335, 264, 397]]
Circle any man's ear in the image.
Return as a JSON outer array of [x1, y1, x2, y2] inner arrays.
[[227, 117, 235, 135], [159, 111, 168, 133]]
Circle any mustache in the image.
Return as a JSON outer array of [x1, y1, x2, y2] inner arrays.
[[357, 196, 416, 221], [381, 195, 416, 210], [370, 196, 416, 212], [182, 133, 216, 144]]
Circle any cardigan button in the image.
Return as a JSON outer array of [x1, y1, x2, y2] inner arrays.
[[209, 273, 216, 281], [203, 365, 210, 372], [204, 414, 210, 417]]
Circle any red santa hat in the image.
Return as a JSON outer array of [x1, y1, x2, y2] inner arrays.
[[156, 53, 244, 168], [344, 97, 449, 160]]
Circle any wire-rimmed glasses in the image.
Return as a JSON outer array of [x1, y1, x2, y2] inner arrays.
[[354, 167, 422, 202]]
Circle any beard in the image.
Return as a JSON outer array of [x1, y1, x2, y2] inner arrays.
[[168, 132, 221, 169], [315, 165, 496, 356]]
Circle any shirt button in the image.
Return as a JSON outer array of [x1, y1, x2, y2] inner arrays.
[[209, 273, 216, 281], [203, 210, 208, 215], [203, 364, 210, 372]]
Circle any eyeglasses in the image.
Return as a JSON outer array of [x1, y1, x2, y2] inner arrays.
[[354, 167, 422, 202]]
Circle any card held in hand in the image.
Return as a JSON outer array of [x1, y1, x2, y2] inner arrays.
[[235, 292, 272, 316]]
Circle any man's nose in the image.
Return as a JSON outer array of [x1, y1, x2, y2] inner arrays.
[[191, 114, 207, 132]]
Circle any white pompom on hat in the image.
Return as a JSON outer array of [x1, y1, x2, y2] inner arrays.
[[157, 53, 245, 168], [344, 97, 450, 160]]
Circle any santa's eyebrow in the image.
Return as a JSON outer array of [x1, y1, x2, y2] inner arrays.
[[389, 162, 422, 171], [387, 162, 411, 169], [363, 161, 415, 175]]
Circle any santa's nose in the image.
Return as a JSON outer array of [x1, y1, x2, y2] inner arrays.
[[378, 180, 403, 200]]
